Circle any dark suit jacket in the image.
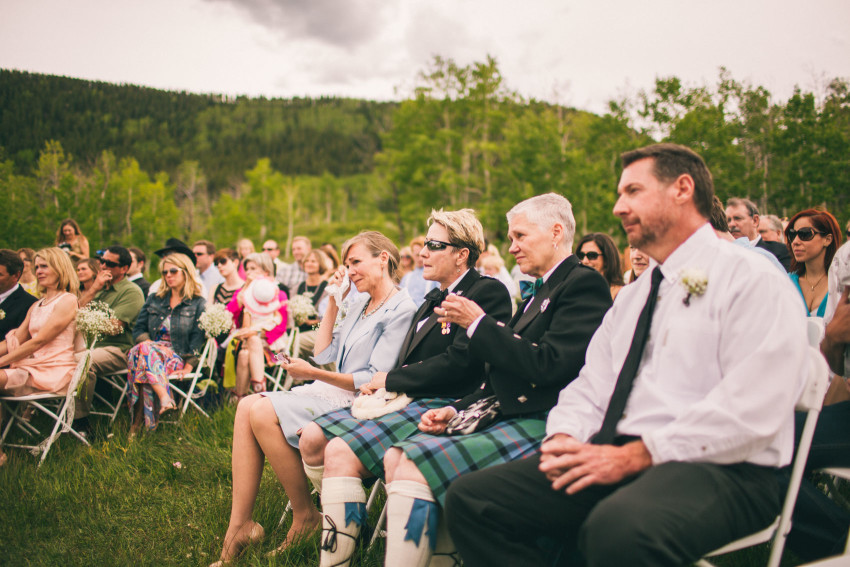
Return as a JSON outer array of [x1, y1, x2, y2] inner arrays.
[[455, 256, 612, 416], [0, 285, 38, 338], [755, 238, 791, 271], [386, 270, 512, 399], [130, 275, 151, 297]]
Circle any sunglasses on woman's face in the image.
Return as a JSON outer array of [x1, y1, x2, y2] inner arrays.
[[787, 228, 826, 242], [214, 258, 229, 266], [163, 268, 182, 276], [423, 239, 457, 252], [576, 251, 602, 261]]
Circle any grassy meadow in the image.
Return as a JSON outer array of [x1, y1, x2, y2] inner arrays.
[[0, 400, 809, 566]]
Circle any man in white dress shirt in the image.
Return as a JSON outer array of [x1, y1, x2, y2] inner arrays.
[[445, 143, 809, 567]]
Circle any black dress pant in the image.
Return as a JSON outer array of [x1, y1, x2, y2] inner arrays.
[[445, 453, 782, 567]]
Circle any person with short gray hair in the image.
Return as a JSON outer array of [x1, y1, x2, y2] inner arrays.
[[759, 214, 785, 243], [373, 194, 611, 566], [726, 197, 791, 270]]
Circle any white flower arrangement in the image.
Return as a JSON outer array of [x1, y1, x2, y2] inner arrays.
[[198, 302, 234, 339], [679, 267, 708, 306], [74, 301, 121, 400], [76, 301, 121, 349], [288, 293, 318, 327]]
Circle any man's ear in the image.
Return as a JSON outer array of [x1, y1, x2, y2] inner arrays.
[[671, 173, 695, 205]]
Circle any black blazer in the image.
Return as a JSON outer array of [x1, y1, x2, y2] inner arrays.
[[0, 285, 38, 338], [385, 270, 512, 399], [131, 276, 151, 298], [755, 238, 791, 271], [455, 256, 612, 416]]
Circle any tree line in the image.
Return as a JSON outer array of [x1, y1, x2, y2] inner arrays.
[[1, 59, 847, 263]]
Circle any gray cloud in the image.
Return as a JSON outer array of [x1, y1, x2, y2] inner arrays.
[[203, 0, 388, 48]]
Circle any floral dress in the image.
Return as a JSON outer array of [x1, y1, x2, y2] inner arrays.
[[127, 315, 184, 430]]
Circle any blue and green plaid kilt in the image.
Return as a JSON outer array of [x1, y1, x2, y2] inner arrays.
[[314, 397, 453, 478], [394, 412, 547, 505]]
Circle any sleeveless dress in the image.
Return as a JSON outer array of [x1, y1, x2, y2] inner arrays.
[[3, 292, 77, 395]]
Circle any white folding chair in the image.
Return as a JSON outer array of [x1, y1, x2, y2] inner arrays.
[[697, 344, 831, 567], [166, 338, 217, 420], [265, 328, 300, 392], [0, 349, 93, 467], [89, 369, 129, 423]]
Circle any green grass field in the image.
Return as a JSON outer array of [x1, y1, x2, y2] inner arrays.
[[0, 402, 808, 566]]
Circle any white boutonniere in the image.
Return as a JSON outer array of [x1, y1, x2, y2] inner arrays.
[[0, 309, 5, 320], [679, 268, 708, 306]]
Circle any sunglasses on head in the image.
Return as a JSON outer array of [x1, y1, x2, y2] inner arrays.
[[424, 239, 458, 252], [163, 268, 182, 276], [577, 251, 602, 261], [788, 228, 826, 242], [101, 259, 121, 268]]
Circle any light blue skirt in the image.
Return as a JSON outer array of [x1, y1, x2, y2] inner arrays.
[[261, 388, 350, 448]]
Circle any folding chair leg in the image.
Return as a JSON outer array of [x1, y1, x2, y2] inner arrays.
[[368, 501, 388, 551], [110, 383, 127, 423]]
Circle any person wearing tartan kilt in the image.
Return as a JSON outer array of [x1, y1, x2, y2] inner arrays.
[[374, 193, 612, 567], [298, 208, 512, 567]]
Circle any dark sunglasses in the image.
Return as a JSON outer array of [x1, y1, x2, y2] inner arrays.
[[262, 247, 277, 252], [577, 251, 602, 261], [162, 268, 182, 276], [214, 258, 229, 266], [787, 228, 827, 242], [101, 259, 121, 268], [423, 239, 458, 252]]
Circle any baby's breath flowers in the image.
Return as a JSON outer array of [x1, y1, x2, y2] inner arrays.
[[76, 301, 121, 348], [288, 293, 318, 327], [198, 302, 233, 339]]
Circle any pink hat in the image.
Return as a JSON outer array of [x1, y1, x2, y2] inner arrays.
[[243, 278, 281, 317]]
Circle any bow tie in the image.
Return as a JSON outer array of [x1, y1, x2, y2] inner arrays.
[[425, 288, 449, 306], [519, 278, 544, 300]]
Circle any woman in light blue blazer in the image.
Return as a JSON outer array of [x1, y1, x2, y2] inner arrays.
[[212, 231, 416, 566]]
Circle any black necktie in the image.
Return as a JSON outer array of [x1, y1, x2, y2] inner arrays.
[[424, 287, 448, 307], [593, 266, 664, 445]]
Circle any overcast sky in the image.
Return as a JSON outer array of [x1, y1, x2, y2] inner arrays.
[[2, 0, 848, 114]]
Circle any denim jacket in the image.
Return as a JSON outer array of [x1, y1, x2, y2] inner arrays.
[[133, 293, 206, 367]]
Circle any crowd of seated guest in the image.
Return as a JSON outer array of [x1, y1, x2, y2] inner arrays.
[[4, 170, 850, 567]]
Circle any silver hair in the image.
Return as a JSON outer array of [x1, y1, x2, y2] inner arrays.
[[506, 193, 576, 250]]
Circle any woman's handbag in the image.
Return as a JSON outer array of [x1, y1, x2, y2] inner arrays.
[[445, 395, 502, 435]]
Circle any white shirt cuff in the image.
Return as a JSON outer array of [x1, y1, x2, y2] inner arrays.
[[466, 314, 486, 338]]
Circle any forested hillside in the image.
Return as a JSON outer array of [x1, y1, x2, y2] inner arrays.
[[1, 58, 847, 262], [0, 69, 392, 186]]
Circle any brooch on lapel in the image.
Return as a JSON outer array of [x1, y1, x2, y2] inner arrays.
[[540, 298, 550, 312]]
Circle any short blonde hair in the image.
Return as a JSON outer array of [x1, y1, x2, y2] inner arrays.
[[35, 247, 80, 296], [157, 253, 202, 300], [243, 252, 275, 277], [342, 231, 401, 284], [427, 208, 486, 268]]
